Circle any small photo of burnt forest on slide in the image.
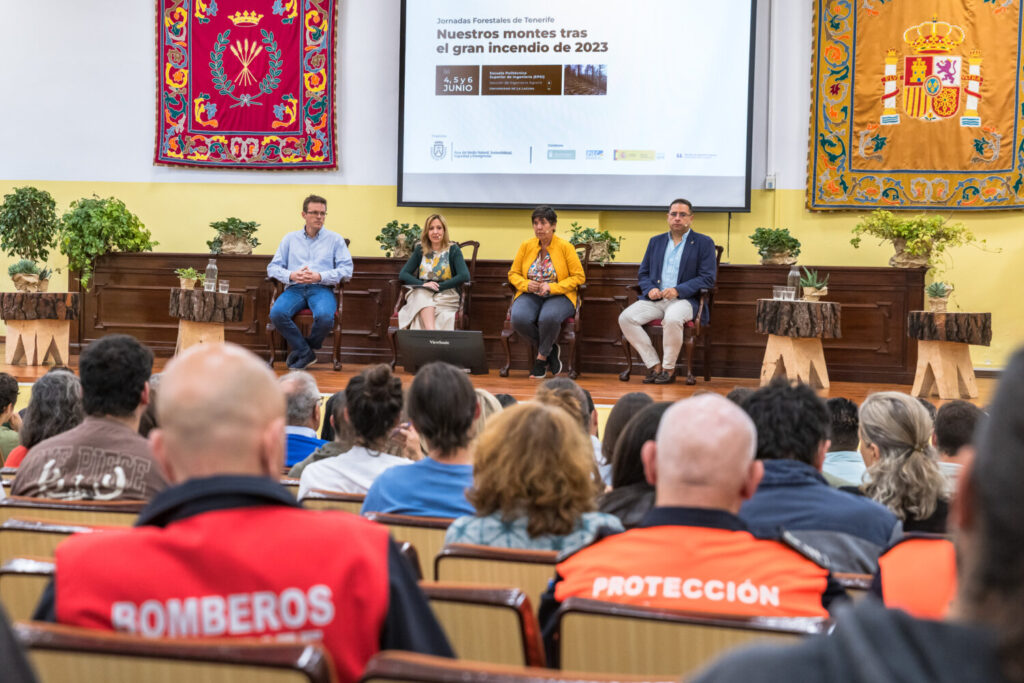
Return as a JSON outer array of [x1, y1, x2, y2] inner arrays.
[[564, 65, 607, 95]]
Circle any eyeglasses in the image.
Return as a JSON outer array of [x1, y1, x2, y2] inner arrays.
[[306, 211, 327, 217]]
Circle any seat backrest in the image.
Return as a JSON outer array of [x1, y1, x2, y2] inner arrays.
[[555, 597, 827, 676], [1, 467, 17, 482], [363, 512, 453, 570], [0, 557, 54, 622], [280, 478, 300, 498], [360, 651, 679, 683], [420, 582, 545, 667], [834, 572, 873, 603], [434, 544, 558, 611], [0, 497, 141, 526], [301, 490, 365, 514], [0, 519, 104, 565], [16, 621, 334, 683], [458, 240, 481, 282]]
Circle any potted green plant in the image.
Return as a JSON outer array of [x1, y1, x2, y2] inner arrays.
[[59, 196, 158, 290], [7, 259, 40, 292], [0, 186, 61, 290], [850, 210, 979, 270], [799, 267, 829, 301], [568, 222, 623, 264], [208, 217, 260, 255], [749, 227, 801, 265], [376, 220, 421, 259], [926, 281, 953, 313], [174, 266, 203, 289]]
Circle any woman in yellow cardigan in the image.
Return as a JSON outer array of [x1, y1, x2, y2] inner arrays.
[[508, 206, 585, 378]]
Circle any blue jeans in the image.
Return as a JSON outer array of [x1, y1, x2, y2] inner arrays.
[[510, 293, 574, 357], [269, 284, 337, 355]]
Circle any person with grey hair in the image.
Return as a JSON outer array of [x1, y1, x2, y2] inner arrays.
[[279, 371, 327, 468], [540, 393, 846, 649], [5, 370, 84, 468]]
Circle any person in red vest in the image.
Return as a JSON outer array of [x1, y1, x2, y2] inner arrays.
[[33, 343, 452, 682], [875, 534, 957, 620], [540, 393, 846, 643]]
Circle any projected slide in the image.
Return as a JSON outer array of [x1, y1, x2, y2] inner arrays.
[[399, 0, 755, 211]]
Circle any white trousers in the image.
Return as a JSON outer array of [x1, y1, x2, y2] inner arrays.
[[618, 298, 694, 370]]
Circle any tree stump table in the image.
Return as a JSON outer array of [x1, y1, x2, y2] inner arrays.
[[169, 289, 245, 354], [908, 311, 991, 399], [0, 293, 80, 366], [756, 299, 841, 389]]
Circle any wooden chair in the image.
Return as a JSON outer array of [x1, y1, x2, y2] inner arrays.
[[553, 597, 828, 676], [265, 238, 351, 371], [386, 240, 481, 368], [500, 244, 592, 379], [618, 245, 724, 385], [0, 557, 54, 621], [360, 651, 679, 683], [280, 478, 300, 498], [0, 497, 142, 526], [15, 621, 334, 683], [301, 490, 366, 514], [835, 572, 873, 603], [1, 467, 17, 482], [434, 544, 558, 612], [419, 582, 545, 667], [363, 512, 453, 574], [0, 519, 106, 565]]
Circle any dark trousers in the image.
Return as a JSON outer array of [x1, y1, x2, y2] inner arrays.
[[510, 293, 574, 357]]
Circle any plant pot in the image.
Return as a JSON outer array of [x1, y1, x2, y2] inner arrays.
[[37, 278, 49, 292], [587, 241, 610, 263], [929, 296, 949, 313], [392, 234, 414, 260], [761, 253, 797, 266], [11, 273, 39, 292], [890, 238, 930, 268], [803, 287, 826, 301], [179, 278, 196, 289], [218, 233, 253, 255]]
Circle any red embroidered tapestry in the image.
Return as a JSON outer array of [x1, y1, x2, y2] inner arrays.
[[155, 0, 337, 169]]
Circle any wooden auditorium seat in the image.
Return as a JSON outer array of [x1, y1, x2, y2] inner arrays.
[[1, 467, 17, 482], [279, 478, 300, 498], [0, 497, 143, 526], [0, 519, 104, 565], [835, 572, 873, 603], [301, 490, 366, 514], [15, 621, 334, 683], [419, 582, 545, 667], [0, 557, 54, 622], [552, 597, 828, 676], [363, 512, 453, 572], [433, 544, 558, 611]]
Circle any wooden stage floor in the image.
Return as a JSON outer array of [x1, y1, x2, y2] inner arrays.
[[1, 353, 997, 408]]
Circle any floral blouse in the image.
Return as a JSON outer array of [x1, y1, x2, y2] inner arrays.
[[527, 251, 558, 283], [418, 250, 452, 282]]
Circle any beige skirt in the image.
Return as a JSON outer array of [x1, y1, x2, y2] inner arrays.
[[397, 286, 460, 330]]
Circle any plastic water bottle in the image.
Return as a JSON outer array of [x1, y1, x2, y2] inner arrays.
[[787, 264, 801, 297], [204, 259, 218, 292]]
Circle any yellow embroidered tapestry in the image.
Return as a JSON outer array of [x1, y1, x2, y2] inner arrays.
[[808, 0, 1023, 210]]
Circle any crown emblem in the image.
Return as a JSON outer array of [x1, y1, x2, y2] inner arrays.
[[903, 17, 965, 54], [228, 11, 264, 27]]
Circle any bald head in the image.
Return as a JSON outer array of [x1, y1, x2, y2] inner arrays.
[[642, 393, 761, 512], [151, 343, 286, 482]]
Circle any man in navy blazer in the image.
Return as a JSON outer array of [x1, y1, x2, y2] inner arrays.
[[618, 198, 717, 384]]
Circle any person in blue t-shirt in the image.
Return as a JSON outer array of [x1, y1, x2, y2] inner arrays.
[[279, 371, 327, 468], [362, 362, 478, 518]]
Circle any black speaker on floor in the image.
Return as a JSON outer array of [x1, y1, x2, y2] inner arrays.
[[396, 330, 489, 375]]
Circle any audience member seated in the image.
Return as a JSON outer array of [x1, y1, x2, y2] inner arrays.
[[279, 371, 328, 467], [598, 402, 670, 528], [494, 393, 517, 408], [542, 394, 845, 636], [320, 391, 341, 440], [396, 213, 470, 331], [298, 365, 412, 498], [4, 369, 83, 468], [600, 392, 654, 479], [137, 372, 162, 438], [580, 388, 610, 486], [362, 362, 476, 517], [12, 335, 168, 500], [0, 373, 20, 462], [445, 402, 622, 552], [692, 349, 1024, 683], [873, 533, 956, 620], [470, 388, 503, 439], [538, 378, 606, 484], [853, 391, 949, 534], [738, 380, 900, 573], [34, 343, 452, 681], [725, 386, 754, 406], [933, 399, 983, 495], [822, 397, 864, 487]]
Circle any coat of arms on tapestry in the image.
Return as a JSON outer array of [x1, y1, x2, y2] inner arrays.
[[155, 0, 337, 169], [808, 0, 1023, 209]]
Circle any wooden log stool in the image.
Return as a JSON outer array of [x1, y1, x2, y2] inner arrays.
[[908, 311, 991, 399], [756, 299, 841, 390], [0, 293, 80, 366], [169, 289, 245, 354]]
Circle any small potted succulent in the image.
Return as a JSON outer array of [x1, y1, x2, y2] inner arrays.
[[376, 220, 421, 259], [568, 222, 623, 264], [749, 227, 801, 265], [208, 217, 260, 255], [799, 267, 829, 301], [926, 281, 953, 313], [8, 259, 40, 292], [174, 266, 203, 289]]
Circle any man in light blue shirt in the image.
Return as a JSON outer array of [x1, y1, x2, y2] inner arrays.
[[823, 397, 866, 487], [267, 195, 353, 369]]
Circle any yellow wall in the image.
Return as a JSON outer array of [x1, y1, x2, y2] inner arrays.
[[1, 181, 1017, 369]]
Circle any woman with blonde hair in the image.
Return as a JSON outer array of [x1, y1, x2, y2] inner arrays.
[[445, 402, 623, 552], [856, 391, 949, 533], [396, 213, 470, 331]]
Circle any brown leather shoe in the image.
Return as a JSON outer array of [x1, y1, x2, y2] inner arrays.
[[653, 369, 676, 384], [642, 367, 661, 384]]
